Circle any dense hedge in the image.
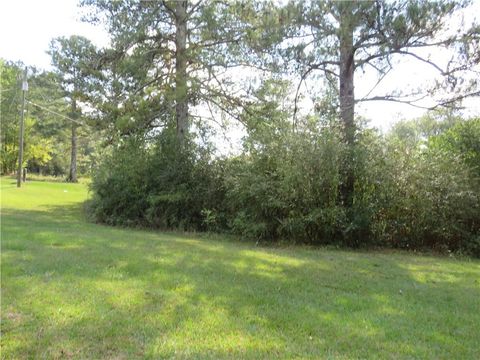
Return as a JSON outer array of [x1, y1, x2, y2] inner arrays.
[[89, 118, 480, 257]]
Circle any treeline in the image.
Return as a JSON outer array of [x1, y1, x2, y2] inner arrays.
[[89, 98, 480, 256], [0, 60, 101, 178], [83, 1, 479, 255]]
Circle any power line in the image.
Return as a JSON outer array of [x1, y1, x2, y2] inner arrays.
[[26, 99, 89, 127]]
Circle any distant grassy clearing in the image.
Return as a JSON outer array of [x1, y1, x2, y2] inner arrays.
[[1, 178, 479, 359]]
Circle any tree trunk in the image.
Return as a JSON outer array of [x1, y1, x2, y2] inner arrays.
[[68, 98, 78, 183], [338, 4, 355, 208], [175, 0, 188, 146]]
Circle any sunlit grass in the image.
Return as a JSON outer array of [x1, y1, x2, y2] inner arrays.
[[1, 178, 479, 359]]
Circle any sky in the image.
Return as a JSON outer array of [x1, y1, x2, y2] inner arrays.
[[1, 0, 479, 133], [0, 0, 109, 67]]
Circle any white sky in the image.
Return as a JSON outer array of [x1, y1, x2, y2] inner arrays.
[[1, 0, 479, 133], [0, 0, 109, 67]]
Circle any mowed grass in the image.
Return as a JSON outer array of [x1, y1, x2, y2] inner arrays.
[[1, 179, 479, 359]]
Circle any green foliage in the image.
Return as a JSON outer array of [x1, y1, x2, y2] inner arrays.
[[226, 110, 480, 256], [48, 35, 100, 100], [76, 1, 480, 257], [371, 116, 480, 254], [81, 0, 264, 142], [429, 117, 480, 176], [86, 70, 480, 256], [226, 127, 346, 244], [1, 60, 23, 174], [23, 118, 53, 167], [222, 80, 346, 244], [89, 130, 227, 231], [377, 141, 479, 253], [88, 137, 150, 226], [0, 61, 71, 176]]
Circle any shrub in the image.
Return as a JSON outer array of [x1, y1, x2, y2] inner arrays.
[[89, 131, 227, 231]]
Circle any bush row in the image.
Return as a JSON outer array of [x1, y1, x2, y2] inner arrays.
[[88, 118, 480, 256]]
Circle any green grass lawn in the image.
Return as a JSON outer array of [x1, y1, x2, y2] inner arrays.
[[1, 178, 479, 359]]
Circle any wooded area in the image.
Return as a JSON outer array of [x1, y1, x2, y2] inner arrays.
[[1, 0, 479, 255]]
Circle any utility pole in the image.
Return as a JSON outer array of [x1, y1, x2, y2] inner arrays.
[[17, 67, 28, 188]]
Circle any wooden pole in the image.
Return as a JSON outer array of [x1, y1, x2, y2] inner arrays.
[[17, 67, 28, 188]]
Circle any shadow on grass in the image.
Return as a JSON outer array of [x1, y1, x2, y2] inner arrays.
[[2, 205, 480, 359]]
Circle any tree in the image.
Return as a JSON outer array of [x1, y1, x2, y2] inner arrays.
[[174, 1, 188, 144], [284, 0, 479, 209], [49, 35, 98, 182], [0, 60, 69, 176], [81, 0, 271, 147], [79, 0, 480, 254], [430, 116, 480, 176], [0, 60, 22, 174]]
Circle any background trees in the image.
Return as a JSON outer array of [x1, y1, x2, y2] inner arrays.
[[48, 35, 99, 182], [1, 60, 23, 174], [1, 61, 68, 176], [0, 59, 101, 178]]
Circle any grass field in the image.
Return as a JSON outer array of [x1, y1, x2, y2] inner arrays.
[[1, 178, 479, 359]]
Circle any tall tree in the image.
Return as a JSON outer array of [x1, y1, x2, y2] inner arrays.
[[174, 1, 188, 144], [81, 0, 268, 146], [285, 0, 480, 208], [49, 35, 98, 182]]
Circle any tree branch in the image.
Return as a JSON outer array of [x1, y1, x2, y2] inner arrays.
[[394, 50, 446, 75], [293, 61, 339, 128], [357, 90, 480, 110]]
